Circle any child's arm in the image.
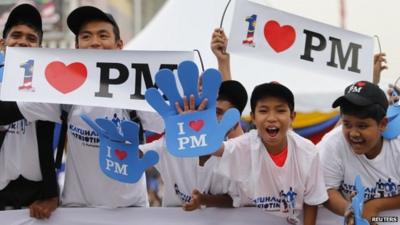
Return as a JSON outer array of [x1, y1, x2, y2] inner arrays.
[[182, 189, 233, 211], [363, 194, 400, 222], [303, 203, 318, 225], [323, 188, 350, 216], [211, 28, 231, 81]]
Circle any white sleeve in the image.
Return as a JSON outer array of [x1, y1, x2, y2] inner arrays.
[[17, 102, 61, 123], [139, 136, 165, 155], [317, 132, 345, 190], [217, 133, 251, 183], [137, 111, 164, 133], [303, 151, 329, 205]]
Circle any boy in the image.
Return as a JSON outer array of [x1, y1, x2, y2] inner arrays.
[[0, 4, 59, 219], [139, 80, 248, 209], [1, 6, 161, 208], [214, 82, 328, 225], [317, 81, 400, 223]]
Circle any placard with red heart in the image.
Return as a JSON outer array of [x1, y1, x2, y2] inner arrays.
[[45, 61, 87, 94]]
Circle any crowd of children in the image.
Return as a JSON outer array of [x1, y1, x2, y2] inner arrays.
[[0, 3, 398, 225]]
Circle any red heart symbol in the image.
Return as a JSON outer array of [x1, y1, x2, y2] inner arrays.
[[189, 120, 204, 132], [45, 61, 87, 94], [264, 20, 296, 53], [115, 149, 128, 161]]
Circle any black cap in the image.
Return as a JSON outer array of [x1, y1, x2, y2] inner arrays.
[[3, 4, 42, 38], [250, 82, 295, 112], [218, 80, 248, 114], [67, 6, 119, 36], [332, 81, 388, 111]]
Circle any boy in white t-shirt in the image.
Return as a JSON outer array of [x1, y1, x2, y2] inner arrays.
[[214, 82, 328, 225], [0, 4, 59, 219], [139, 80, 248, 210], [317, 81, 400, 223]]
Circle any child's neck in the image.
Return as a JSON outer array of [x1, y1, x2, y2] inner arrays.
[[365, 137, 383, 159], [263, 139, 288, 155]]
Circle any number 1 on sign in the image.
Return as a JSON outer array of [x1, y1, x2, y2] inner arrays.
[[19, 59, 34, 91], [242, 14, 257, 47]]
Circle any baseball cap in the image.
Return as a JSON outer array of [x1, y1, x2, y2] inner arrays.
[[67, 6, 119, 36], [3, 4, 42, 38], [332, 81, 388, 111], [218, 80, 248, 114], [250, 82, 295, 112]]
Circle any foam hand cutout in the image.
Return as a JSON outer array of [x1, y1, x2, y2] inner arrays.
[[145, 60, 239, 157], [80, 115, 159, 183], [383, 105, 400, 139], [346, 175, 370, 225]]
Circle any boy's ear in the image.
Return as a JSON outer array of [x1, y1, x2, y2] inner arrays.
[[250, 111, 255, 124], [116, 39, 123, 49], [0, 39, 5, 51], [379, 117, 388, 132], [290, 111, 296, 121]]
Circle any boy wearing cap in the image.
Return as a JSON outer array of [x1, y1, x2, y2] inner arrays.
[[214, 82, 328, 225], [317, 81, 400, 223], [0, 4, 59, 219], [56, 6, 162, 208], [139, 80, 248, 209]]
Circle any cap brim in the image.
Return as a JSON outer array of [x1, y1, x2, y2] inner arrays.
[[383, 106, 400, 139], [67, 6, 113, 35], [332, 93, 373, 108]]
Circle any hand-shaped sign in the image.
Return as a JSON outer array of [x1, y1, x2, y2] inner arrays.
[[145, 61, 239, 157], [383, 104, 400, 140], [81, 115, 159, 183], [347, 175, 370, 225]]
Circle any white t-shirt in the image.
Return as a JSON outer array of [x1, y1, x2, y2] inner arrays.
[[0, 102, 61, 190], [318, 126, 400, 200], [217, 130, 328, 221], [140, 137, 241, 207]]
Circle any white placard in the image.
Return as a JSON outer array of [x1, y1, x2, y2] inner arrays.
[[228, 0, 374, 81], [0, 47, 193, 111]]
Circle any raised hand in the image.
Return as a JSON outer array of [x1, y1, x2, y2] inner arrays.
[[80, 115, 159, 183], [145, 60, 239, 157]]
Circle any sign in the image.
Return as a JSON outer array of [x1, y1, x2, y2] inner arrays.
[[0, 47, 193, 111], [81, 114, 159, 183], [145, 61, 239, 157], [228, 0, 374, 80]]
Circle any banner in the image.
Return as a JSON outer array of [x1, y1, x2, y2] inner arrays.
[[228, 0, 374, 81], [0, 47, 193, 111]]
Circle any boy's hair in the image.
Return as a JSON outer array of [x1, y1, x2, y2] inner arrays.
[[67, 6, 121, 43], [332, 81, 388, 122], [3, 4, 43, 44], [250, 82, 295, 113], [217, 80, 248, 115]]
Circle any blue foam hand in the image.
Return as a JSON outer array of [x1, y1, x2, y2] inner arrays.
[[348, 176, 370, 225], [145, 60, 240, 157], [80, 114, 159, 183]]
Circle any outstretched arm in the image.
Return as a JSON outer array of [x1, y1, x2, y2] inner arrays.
[[303, 203, 318, 225], [372, 53, 387, 85], [324, 188, 350, 216], [183, 189, 233, 211], [211, 28, 231, 81]]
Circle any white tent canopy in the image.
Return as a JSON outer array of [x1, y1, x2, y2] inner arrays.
[[125, 0, 370, 113]]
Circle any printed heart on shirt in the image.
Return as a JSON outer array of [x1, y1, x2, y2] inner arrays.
[[189, 120, 204, 131], [45, 61, 87, 94], [115, 149, 128, 161], [264, 20, 296, 53]]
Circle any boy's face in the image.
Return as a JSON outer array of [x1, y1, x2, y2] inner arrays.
[[0, 24, 40, 50], [251, 96, 295, 153], [342, 114, 387, 159], [76, 20, 122, 50], [216, 99, 234, 121]]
